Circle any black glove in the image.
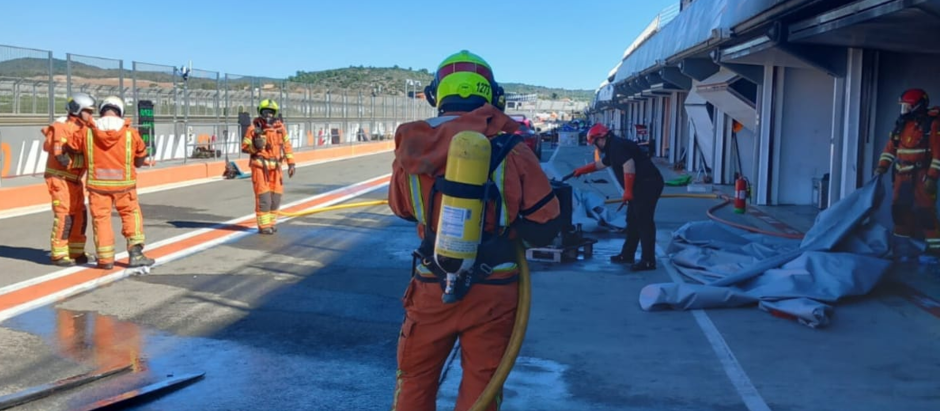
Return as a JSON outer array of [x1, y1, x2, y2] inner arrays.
[[926, 178, 938, 195], [288, 163, 296, 178], [55, 154, 70, 167], [252, 136, 266, 150]]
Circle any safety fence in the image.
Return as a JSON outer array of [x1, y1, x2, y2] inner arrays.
[[0, 43, 588, 184], [0, 44, 450, 183]]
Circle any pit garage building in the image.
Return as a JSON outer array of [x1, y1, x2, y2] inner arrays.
[[589, 0, 940, 208]]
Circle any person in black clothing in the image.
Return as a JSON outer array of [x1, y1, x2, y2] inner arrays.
[[571, 124, 664, 271]]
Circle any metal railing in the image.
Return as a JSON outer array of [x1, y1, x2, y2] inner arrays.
[[0, 43, 586, 184], [621, 2, 682, 61]]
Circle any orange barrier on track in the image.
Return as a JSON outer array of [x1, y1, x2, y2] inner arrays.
[[0, 141, 395, 213]]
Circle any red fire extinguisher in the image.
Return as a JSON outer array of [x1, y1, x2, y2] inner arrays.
[[734, 175, 749, 214]]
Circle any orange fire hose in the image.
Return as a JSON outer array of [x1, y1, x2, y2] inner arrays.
[[603, 193, 806, 240], [279, 199, 528, 410], [285, 192, 803, 409]]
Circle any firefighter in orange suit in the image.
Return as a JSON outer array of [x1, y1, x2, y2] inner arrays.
[[387, 50, 562, 411], [67, 96, 155, 269], [42, 93, 94, 266], [875, 88, 940, 255], [241, 99, 296, 235]]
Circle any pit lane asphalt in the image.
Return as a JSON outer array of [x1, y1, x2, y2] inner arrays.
[[1, 146, 939, 411]]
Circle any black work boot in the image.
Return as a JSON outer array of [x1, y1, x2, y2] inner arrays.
[[630, 260, 657, 272], [73, 254, 90, 265], [259, 227, 275, 235], [52, 258, 75, 267], [128, 245, 155, 268], [610, 254, 634, 264]]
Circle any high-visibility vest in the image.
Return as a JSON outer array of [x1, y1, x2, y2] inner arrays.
[[86, 128, 137, 192], [405, 118, 512, 232], [406, 160, 511, 231]]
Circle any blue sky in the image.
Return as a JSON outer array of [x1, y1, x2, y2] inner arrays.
[[5, 0, 677, 90]]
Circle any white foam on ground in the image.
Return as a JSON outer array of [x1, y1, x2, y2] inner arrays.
[[437, 354, 576, 410]]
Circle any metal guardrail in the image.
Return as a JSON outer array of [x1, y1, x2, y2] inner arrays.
[[621, 2, 682, 61], [0, 45, 441, 124], [0, 43, 587, 182]]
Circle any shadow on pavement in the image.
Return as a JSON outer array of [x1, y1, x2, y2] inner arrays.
[[0, 245, 50, 265], [165, 221, 254, 232]]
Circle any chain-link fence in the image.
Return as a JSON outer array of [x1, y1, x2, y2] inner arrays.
[[187, 69, 220, 118], [179, 68, 222, 162], [3, 43, 557, 182], [224, 73, 267, 119], [131, 61, 178, 118], [0, 44, 54, 118], [66, 53, 125, 109]]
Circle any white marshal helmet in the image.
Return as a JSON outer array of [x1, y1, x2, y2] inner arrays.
[[66, 92, 96, 116], [99, 96, 125, 117]]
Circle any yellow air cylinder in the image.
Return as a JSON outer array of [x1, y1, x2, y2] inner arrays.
[[434, 131, 492, 303]]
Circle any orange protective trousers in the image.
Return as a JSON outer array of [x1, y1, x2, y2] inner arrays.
[[89, 190, 145, 265], [392, 279, 517, 411], [891, 170, 940, 252], [46, 177, 87, 261], [251, 166, 284, 230]]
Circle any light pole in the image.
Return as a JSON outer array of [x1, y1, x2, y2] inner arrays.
[[371, 85, 377, 140], [358, 90, 363, 142], [405, 79, 414, 122], [413, 80, 422, 121], [326, 89, 332, 119], [175, 63, 191, 163], [378, 85, 386, 136], [326, 89, 332, 144]]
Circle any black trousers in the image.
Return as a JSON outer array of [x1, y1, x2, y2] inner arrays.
[[621, 175, 665, 262]]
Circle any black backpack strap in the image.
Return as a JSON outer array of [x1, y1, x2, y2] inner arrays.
[[489, 133, 523, 174], [429, 133, 522, 229], [921, 115, 938, 146], [486, 133, 523, 229], [416, 132, 523, 273], [434, 176, 487, 199]]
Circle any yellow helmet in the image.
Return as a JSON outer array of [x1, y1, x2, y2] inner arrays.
[[424, 50, 505, 113], [258, 99, 279, 116]]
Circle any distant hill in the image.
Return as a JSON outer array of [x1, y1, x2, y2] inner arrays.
[[0, 57, 229, 90], [288, 66, 594, 101], [0, 58, 593, 100]]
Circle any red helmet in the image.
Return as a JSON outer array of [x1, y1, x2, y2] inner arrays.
[[900, 88, 929, 114], [587, 124, 609, 145]]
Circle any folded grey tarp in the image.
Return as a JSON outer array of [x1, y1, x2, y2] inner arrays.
[[639, 174, 895, 328], [571, 188, 627, 232]]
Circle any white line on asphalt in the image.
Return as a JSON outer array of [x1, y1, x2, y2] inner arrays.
[[0, 150, 393, 220], [0, 174, 391, 322], [660, 260, 773, 411]]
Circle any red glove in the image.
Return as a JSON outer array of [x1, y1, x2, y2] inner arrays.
[[573, 163, 598, 177], [622, 171, 635, 202]]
